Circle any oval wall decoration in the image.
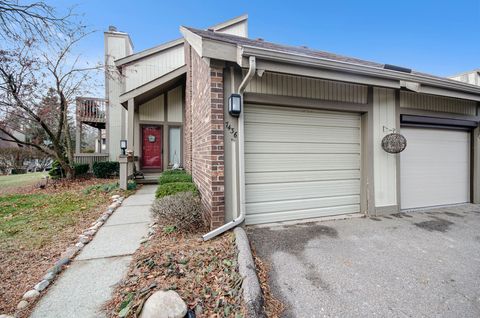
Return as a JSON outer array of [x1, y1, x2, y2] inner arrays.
[[381, 133, 407, 154]]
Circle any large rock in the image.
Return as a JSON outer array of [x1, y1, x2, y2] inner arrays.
[[22, 289, 40, 300], [34, 280, 50, 292], [139, 290, 187, 318]]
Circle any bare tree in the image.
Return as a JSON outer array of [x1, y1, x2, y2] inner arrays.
[[0, 0, 73, 41], [0, 26, 101, 178]]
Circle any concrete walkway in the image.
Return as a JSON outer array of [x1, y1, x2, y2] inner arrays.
[[31, 185, 156, 318]]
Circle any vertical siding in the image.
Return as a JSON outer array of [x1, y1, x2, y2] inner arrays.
[[373, 87, 397, 207], [245, 71, 368, 104], [216, 21, 248, 37], [124, 45, 185, 91], [167, 86, 183, 122], [106, 35, 130, 161], [400, 91, 476, 115], [139, 94, 164, 121]]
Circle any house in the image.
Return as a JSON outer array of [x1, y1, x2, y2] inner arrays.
[[91, 15, 480, 230]]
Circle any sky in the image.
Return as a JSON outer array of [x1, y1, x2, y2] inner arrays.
[[46, 0, 480, 78]]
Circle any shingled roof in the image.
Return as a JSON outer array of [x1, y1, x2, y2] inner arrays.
[[184, 26, 463, 84]]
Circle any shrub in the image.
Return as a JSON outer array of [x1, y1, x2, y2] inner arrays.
[[151, 192, 203, 231], [92, 161, 119, 178], [161, 169, 186, 176], [74, 163, 90, 176], [11, 168, 27, 174], [158, 172, 192, 185], [49, 160, 64, 179], [155, 182, 198, 199]]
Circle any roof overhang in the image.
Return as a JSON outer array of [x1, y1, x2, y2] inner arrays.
[[115, 38, 184, 67], [181, 27, 480, 102], [115, 14, 249, 67], [119, 65, 186, 106]]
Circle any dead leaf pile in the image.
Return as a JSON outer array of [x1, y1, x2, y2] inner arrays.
[[105, 229, 244, 317], [251, 247, 285, 318]]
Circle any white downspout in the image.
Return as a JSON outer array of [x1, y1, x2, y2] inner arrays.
[[202, 56, 256, 241]]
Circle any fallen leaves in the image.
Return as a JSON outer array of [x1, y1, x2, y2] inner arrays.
[[105, 229, 244, 317], [251, 246, 285, 318]]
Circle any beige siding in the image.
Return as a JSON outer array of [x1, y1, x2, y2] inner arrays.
[[139, 95, 164, 121], [373, 88, 397, 208], [124, 45, 184, 92], [400, 91, 476, 115], [245, 72, 368, 104], [216, 21, 247, 37], [167, 86, 183, 122], [105, 34, 132, 161]]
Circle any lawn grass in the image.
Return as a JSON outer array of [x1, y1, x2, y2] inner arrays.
[[0, 190, 105, 249], [0, 172, 47, 194], [0, 178, 135, 315]]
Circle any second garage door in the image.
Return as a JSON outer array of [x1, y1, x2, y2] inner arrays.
[[244, 104, 362, 225], [400, 127, 471, 210]]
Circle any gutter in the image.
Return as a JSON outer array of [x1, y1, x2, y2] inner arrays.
[[239, 45, 480, 98], [202, 56, 256, 241]]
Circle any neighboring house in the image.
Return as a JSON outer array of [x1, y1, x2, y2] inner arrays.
[[450, 69, 480, 86], [91, 14, 480, 230], [0, 129, 25, 148]]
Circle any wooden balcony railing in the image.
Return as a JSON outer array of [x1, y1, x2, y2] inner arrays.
[[76, 97, 107, 125]]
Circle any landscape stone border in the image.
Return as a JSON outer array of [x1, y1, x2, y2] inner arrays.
[[5, 194, 126, 317], [234, 227, 265, 318]]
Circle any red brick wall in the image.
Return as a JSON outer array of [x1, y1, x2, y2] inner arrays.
[[184, 44, 225, 229]]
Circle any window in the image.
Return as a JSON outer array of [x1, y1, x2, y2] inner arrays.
[[169, 127, 181, 166]]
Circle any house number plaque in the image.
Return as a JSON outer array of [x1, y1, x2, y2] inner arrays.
[[381, 133, 407, 154]]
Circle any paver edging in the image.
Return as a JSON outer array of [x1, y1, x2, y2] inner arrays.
[[234, 227, 265, 318], [10, 194, 126, 316]]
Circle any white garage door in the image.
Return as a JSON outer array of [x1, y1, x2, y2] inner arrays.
[[244, 104, 361, 225], [400, 127, 470, 209]]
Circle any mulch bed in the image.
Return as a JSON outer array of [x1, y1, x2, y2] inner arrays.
[[0, 178, 125, 317], [105, 226, 244, 317]]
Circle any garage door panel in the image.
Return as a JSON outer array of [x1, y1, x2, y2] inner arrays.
[[245, 123, 360, 144], [245, 205, 360, 225], [245, 141, 361, 154], [245, 107, 361, 128], [246, 179, 360, 203], [246, 170, 361, 184], [245, 104, 361, 224], [245, 153, 360, 173], [400, 128, 470, 209], [246, 195, 361, 215]]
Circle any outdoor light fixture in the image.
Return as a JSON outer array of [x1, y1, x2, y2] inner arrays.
[[228, 94, 242, 117], [120, 140, 127, 155]]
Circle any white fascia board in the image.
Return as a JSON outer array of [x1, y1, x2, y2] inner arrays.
[[180, 26, 203, 57], [256, 59, 400, 89], [119, 65, 186, 104], [115, 38, 184, 67], [202, 39, 237, 62], [240, 46, 480, 99]]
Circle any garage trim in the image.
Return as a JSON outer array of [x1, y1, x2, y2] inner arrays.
[[243, 91, 375, 223]]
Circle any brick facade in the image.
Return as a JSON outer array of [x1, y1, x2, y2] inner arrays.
[[184, 43, 225, 229]]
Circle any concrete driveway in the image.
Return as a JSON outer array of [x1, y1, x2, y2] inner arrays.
[[247, 205, 480, 317]]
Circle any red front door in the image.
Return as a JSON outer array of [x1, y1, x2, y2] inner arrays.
[[142, 126, 162, 169]]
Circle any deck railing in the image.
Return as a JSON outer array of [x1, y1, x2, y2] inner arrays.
[[74, 153, 109, 172], [76, 97, 107, 123]]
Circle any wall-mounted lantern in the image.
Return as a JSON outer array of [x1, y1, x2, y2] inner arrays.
[[120, 140, 127, 156], [228, 94, 242, 117]]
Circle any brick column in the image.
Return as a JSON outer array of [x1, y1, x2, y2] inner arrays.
[[185, 46, 225, 229]]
